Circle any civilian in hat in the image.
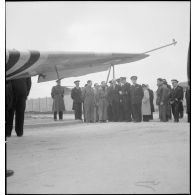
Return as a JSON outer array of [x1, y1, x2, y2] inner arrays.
[[120, 77, 132, 122], [71, 80, 83, 120], [94, 83, 100, 122], [159, 80, 170, 122], [141, 84, 151, 121], [156, 78, 163, 119], [146, 84, 155, 120], [162, 79, 172, 120], [130, 76, 144, 122], [82, 80, 95, 122], [170, 79, 183, 122], [51, 79, 65, 120]]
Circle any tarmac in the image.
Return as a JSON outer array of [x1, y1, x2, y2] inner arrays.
[[6, 113, 190, 194]]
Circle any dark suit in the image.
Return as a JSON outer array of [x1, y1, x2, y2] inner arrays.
[[6, 78, 31, 136], [148, 89, 154, 119], [170, 86, 183, 122], [71, 87, 83, 120], [130, 84, 144, 122], [159, 85, 170, 122], [107, 84, 120, 122], [107, 86, 113, 121], [120, 82, 132, 121]]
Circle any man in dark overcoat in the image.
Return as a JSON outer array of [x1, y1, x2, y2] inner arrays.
[[6, 77, 31, 137], [107, 79, 120, 122], [120, 77, 132, 122], [146, 84, 154, 120], [107, 80, 113, 122], [170, 79, 184, 122], [116, 78, 123, 121], [130, 76, 144, 122], [71, 80, 83, 120]]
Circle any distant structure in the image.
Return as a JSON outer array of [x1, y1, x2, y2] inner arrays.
[[25, 87, 73, 112]]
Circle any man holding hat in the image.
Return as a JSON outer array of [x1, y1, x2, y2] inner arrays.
[[71, 80, 83, 120], [51, 79, 65, 120], [170, 79, 183, 122], [130, 76, 144, 122]]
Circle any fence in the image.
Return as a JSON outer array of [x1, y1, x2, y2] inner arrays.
[[26, 95, 73, 112]]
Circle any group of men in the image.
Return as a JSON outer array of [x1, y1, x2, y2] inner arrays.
[[71, 76, 155, 123], [156, 78, 190, 123], [71, 76, 190, 123]]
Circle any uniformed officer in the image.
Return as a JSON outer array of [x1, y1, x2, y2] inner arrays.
[[94, 83, 100, 122], [116, 78, 123, 121], [51, 79, 65, 120], [107, 79, 121, 122], [170, 79, 184, 122], [71, 80, 83, 120], [107, 80, 113, 122], [120, 77, 132, 122], [82, 80, 95, 123], [6, 77, 32, 137], [130, 76, 144, 122]]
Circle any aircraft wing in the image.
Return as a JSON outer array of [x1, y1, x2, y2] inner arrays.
[[6, 50, 149, 82]]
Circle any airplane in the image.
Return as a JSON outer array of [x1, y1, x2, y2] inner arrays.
[[6, 39, 177, 83]]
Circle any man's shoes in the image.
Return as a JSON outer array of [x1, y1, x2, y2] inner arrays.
[[17, 134, 23, 137], [6, 170, 14, 177]]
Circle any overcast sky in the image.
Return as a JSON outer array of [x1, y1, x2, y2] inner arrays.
[[6, 1, 190, 98]]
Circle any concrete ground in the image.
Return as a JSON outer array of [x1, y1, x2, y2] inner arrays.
[[6, 113, 190, 194]]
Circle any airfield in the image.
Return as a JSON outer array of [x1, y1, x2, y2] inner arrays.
[[6, 113, 190, 194]]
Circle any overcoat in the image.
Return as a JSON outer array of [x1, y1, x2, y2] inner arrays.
[[97, 86, 108, 121], [71, 87, 82, 110], [142, 89, 151, 115], [51, 85, 65, 112]]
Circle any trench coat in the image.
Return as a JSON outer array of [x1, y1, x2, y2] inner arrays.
[[82, 86, 95, 122], [51, 85, 65, 112], [97, 87, 108, 121], [142, 89, 151, 115]]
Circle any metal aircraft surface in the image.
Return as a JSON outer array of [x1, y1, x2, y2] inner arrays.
[[6, 40, 177, 82]]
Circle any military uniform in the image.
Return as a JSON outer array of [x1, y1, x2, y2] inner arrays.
[[6, 78, 31, 136], [51, 85, 65, 120], [107, 86, 113, 121], [159, 85, 170, 122], [71, 87, 82, 120], [170, 85, 183, 122], [130, 84, 144, 122], [148, 89, 154, 120], [82, 85, 95, 122], [120, 82, 132, 121], [107, 84, 120, 122]]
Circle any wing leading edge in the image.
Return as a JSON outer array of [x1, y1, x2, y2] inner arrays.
[[6, 50, 149, 82]]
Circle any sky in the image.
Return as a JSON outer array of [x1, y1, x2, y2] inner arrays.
[[6, 1, 190, 98]]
